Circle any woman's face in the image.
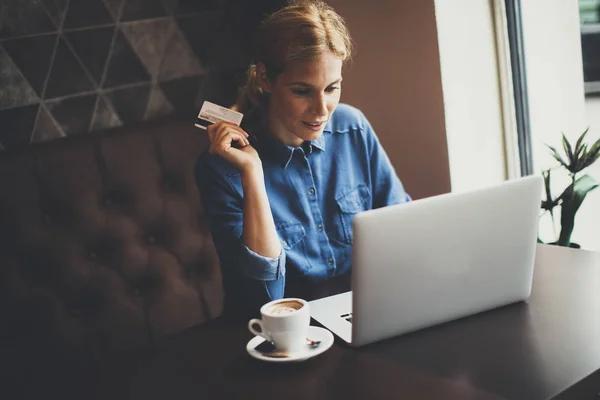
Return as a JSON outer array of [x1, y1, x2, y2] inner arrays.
[[261, 51, 343, 147]]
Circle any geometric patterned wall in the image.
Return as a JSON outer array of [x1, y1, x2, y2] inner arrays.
[[0, 0, 285, 151]]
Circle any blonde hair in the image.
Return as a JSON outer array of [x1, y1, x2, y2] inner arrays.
[[235, 0, 353, 130]]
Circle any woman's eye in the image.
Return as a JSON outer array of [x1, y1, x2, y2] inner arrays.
[[291, 86, 340, 96], [292, 88, 310, 96]]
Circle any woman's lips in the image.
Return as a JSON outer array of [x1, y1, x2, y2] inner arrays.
[[302, 121, 325, 131]]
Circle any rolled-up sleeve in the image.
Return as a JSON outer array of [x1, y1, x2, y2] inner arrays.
[[194, 154, 286, 314], [239, 242, 286, 280]]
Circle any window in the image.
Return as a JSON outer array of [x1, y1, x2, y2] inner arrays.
[[580, 0, 600, 94]]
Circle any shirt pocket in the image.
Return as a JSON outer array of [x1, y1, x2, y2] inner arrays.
[[335, 184, 371, 244], [275, 221, 311, 274], [276, 221, 306, 250]]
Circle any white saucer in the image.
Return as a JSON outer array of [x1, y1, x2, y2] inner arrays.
[[246, 326, 334, 363]]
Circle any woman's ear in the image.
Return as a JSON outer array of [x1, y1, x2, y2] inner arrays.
[[256, 62, 272, 93]]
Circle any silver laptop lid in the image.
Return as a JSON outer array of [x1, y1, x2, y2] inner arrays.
[[350, 175, 543, 347]]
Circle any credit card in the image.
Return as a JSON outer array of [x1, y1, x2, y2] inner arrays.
[[194, 101, 244, 130]]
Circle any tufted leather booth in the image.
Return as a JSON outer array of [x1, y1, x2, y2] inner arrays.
[[0, 119, 223, 368]]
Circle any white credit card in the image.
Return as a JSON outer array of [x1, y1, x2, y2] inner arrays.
[[194, 101, 244, 130]]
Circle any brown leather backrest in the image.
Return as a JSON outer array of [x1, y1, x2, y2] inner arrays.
[[0, 119, 223, 361]]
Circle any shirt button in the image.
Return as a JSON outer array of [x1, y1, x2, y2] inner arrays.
[[328, 258, 334, 265], [317, 225, 323, 232], [282, 240, 288, 247], [308, 188, 315, 195]]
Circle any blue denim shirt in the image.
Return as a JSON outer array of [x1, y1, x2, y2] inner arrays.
[[195, 104, 410, 311]]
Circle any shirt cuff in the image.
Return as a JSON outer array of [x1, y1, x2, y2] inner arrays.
[[238, 243, 286, 281]]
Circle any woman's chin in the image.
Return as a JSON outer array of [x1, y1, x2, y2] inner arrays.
[[282, 125, 324, 146], [298, 126, 324, 140]]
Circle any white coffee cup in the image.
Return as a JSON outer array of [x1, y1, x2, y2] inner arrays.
[[248, 298, 310, 353]]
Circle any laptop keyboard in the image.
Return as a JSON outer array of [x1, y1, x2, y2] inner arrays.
[[340, 313, 352, 323]]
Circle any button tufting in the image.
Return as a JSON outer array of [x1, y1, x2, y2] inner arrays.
[[163, 174, 184, 194], [184, 264, 193, 278], [103, 189, 126, 209], [70, 307, 83, 318], [41, 200, 69, 224], [89, 251, 98, 261], [146, 235, 156, 244]]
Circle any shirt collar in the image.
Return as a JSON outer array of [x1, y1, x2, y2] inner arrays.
[[256, 129, 328, 169], [312, 134, 327, 152]]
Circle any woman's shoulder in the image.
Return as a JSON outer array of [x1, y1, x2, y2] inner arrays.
[[326, 103, 370, 133]]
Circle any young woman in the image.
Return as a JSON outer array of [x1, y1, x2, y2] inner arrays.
[[195, 0, 410, 315]]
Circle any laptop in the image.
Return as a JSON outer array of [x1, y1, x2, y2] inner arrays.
[[309, 175, 543, 347]]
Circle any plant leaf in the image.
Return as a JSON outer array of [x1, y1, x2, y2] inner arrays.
[[540, 169, 559, 210], [574, 127, 590, 156], [579, 138, 600, 171], [575, 139, 586, 161], [543, 169, 552, 200], [562, 133, 575, 168], [588, 137, 600, 160], [546, 144, 569, 168], [577, 143, 588, 169], [557, 174, 600, 246]]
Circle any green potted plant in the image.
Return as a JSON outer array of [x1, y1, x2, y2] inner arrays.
[[540, 128, 600, 248]]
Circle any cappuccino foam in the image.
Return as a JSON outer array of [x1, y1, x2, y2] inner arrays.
[[267, 300, 304, 315]]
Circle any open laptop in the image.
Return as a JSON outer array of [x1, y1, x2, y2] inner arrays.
[[309, 175, 543, 347]]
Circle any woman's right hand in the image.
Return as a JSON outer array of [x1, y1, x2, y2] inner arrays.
[[207, 122, 261, 173]]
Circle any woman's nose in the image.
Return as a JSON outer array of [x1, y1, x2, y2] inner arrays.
[[312, 95, 328, 116]]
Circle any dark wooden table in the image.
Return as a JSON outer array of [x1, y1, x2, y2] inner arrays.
[[38, 244, 600, 399]]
